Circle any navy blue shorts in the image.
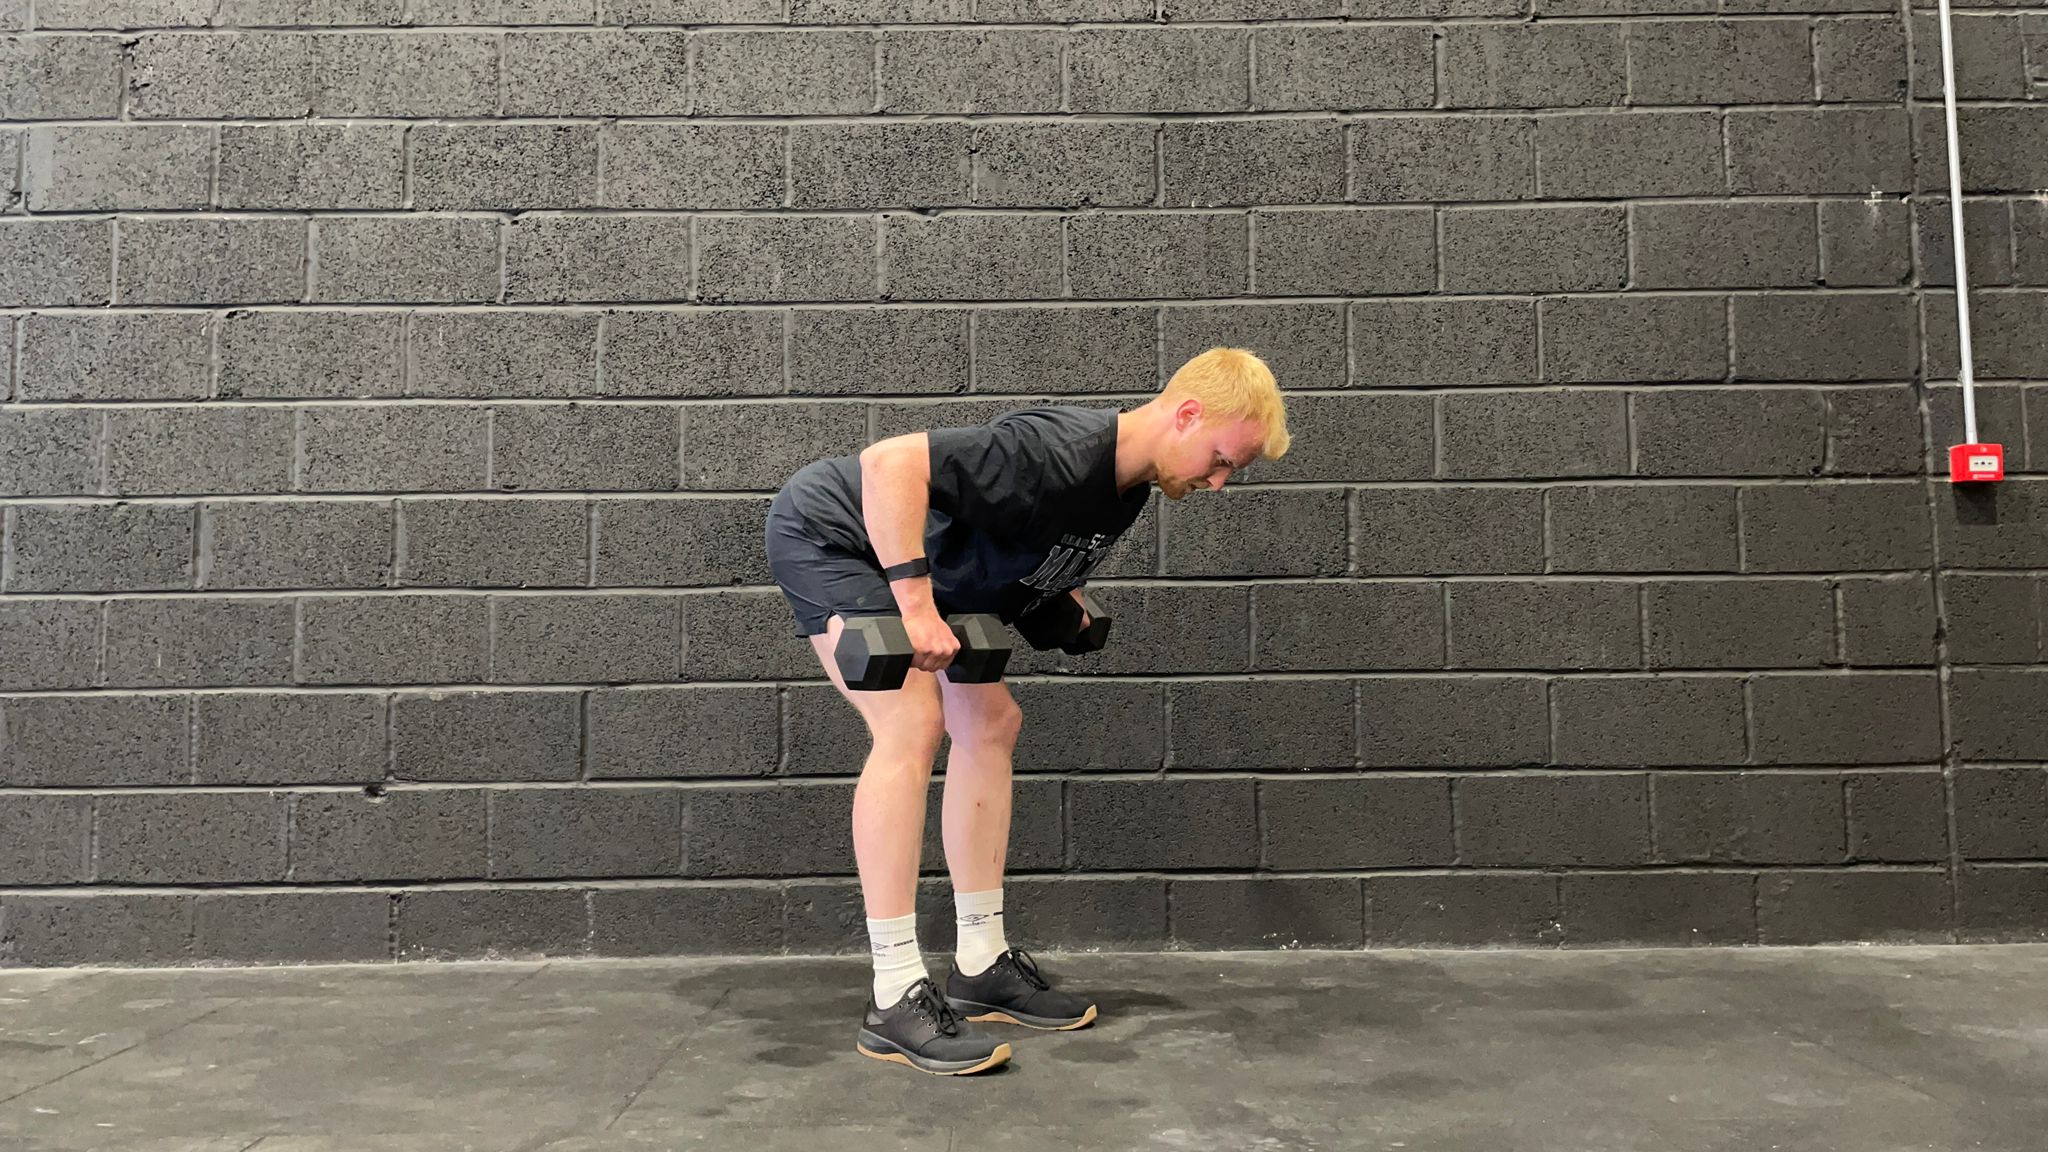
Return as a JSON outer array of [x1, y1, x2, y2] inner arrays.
[[764, 490, 897, 638]]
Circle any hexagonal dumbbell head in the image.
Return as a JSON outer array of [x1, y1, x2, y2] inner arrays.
[[945, 613, 1013, 684], [836, 615, 915, 692]]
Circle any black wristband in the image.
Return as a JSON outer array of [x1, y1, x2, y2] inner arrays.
[[882, 556, 930, 581]]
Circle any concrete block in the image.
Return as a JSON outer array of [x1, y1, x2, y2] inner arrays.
[[5, 503, 194, 592], [601, 310, 785, 398], [1160, 302, 1346, 391], [685, 783, 854, 877], [1845, 770, 1946, 862], [1728, 109, 1911, 195], [1449, 580, 1639, 671], [489, 787, 680, 879], [605, 0, 780, 18], [591, 884, 784, 956], [493, 593, 680, 683], [0, 600, 99, 691], [1443, 23, 1625, 108], [1925, 291, 2048, 382], [1001, 878, 1168, 950], [1167, 0, 1338, 14], [218, 124, 402, 210], [0, 220, 112, 308], [681, 403, 866, 491], [694, 30, 874, 115], [1952, 669, 2048, 760], [1038, 584, 1248, 676], [1915, 108, 2048, 194], [1751, 671, 1942, 764], [1159, 489, 1345, 578], [786, 309, 968, 398], [1069, 778, 1256, 870], [204, 499, 395, 592], [1627, 18, 1813, 104], [412, 125, 598, 211], [1647, 578, 1832, 669], [1757, 870, 1950, 945], [604, 125, 783, 210], [1553, 675, 1747, 766], [294, 787, 487, 881], [1442, 206, 1626, 293], [398, 497, 586, 588], [97, 790, 287, 883], [2019, 204, 2048, 286], [1733, 292, 1915, 382], [301, 405, 489, 492], [975, 307, 1155, 394], [502, 30, 687, 116], [1633, 388, 1826, 477], [975, 0, 1149, 16], [0, 409, 100, 497], [1354, 487, 1544, 575], [1441, 389, 1627, 480], [1251, 25, 1430, 112], [1460, 774, 1650, 866], [0, 894, 194, 966], [883, 214, 1063, 301], [192, 890, 390, 965], [0, 794, 91, 885], [1252, 394, 1433, 483], [0, 695, 189, 787], [1819, 198, 1910, 287], [1633, 202, 1818, 290], [1836, 574, 1935, 666], [1251, 208, 1433, 297], [1070, 28, 1247, 113], [0, 34, 121, 119], [1942, 574, 2043, 664], [505, 215, 692, 304], [972, 123, 1154, 209], [696, 216, 875, 304], [1249, 582, 1441, 672], [1654, 771, 1844, 863], [39, 0, 225, 20], [1911, 12, 2026, 99], [194, 692, 385, 786], [1960, 866, 2048, 943], [1352, 299, 1537, 387], [593, 497, 770, 587], [1825, 384, 1922, 476], [299, 593, 489, 685], [395, 888, 587, 959], [1013, 680, 1163, 773], [1541, 295, 1725, 384], [490, 404, 677, 492], [1741, 482, 1931, 572], [1170, 878, 1362, 950], [792, 0, 966, 20], [314, 216, 501, 304], [117, 218, 305, 305], [216, 0, 408, 25], [1164, 679, 1352, 771], [390, 690, 579, 782], [1535, 112, 1725, 197], [681, 589, 819, 680], [1914, 198, 2015, 288], [408, 311, 598, 399], [104, 406, 293, 496], [869, 397, 1016, 440], [129, 31, 313, 117], [1261, 777, 1452, 869], [779, 684, 868, 776], [1959, 767, 2048, 860], [1161, 120, 1343, 208], [586, 685, 777, 779], [219, 310, 403, 399], [24, 125, 209, 211], [1368, 873, 1560, 948], [1815, 16, 1906, 101], [0, 129, 15, 210], [1560, 872, 1755, 946], [1358, 675, 1548, 768], [312, 31, 495, 115], [103, 597, 294, 689], [879, 30, 1061, 114], [1068, 212, 1244, 299], [1353, 114, 1532, 203]]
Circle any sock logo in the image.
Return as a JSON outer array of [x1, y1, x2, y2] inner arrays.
[[958, 911, 1001, 928]]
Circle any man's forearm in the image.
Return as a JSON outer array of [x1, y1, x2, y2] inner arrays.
[[859, 433, 937, 613]]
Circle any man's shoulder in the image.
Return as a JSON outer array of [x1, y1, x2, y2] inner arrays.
[[985, 404, 1118, 447]]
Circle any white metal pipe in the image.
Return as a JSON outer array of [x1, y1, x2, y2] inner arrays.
[[1935, 0, 1979, 444]]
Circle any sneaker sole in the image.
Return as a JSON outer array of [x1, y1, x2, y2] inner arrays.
[[855, 1037, 1013, 1076], [948, 1000, 1099, 1031]]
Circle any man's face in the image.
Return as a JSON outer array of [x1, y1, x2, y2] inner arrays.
[[1157, 406, 1264, 500]]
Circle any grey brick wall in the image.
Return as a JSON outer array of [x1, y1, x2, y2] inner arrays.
[[3, 0, 2047, 966]]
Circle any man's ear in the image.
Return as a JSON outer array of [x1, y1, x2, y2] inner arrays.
[[1174, 397, 1203, 429]]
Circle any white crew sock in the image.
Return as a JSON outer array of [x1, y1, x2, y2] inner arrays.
[[953, 887, 1009, 977], [867, 912, 926, 1009]]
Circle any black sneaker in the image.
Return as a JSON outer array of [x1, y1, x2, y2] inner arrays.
[[944, 949, 1098, 1031], [856, 977, 1013, 1075]]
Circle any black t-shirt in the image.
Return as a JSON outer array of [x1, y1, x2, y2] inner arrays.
[[782, 405, 1150, 621]]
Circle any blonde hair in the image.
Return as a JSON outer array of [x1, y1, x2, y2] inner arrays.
[[1161, 347, 1291, 459]]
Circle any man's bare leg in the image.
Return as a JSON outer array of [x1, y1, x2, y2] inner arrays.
[[935, 678, 1020, 975]]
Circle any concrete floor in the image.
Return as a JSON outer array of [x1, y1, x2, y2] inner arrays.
[[1, 946, 2044, 1152]]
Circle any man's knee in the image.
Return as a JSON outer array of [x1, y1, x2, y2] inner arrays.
[[946, 691, 1024, 750], [868, 692, 948, 763]]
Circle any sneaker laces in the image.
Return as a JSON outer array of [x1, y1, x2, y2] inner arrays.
[[905, 979, 965, 1036], [1002, 948, 1050, 991]]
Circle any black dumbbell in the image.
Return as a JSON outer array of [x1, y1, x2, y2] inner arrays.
[[836, 613, 1013, 692], [1014, 588, 1111, 655]]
